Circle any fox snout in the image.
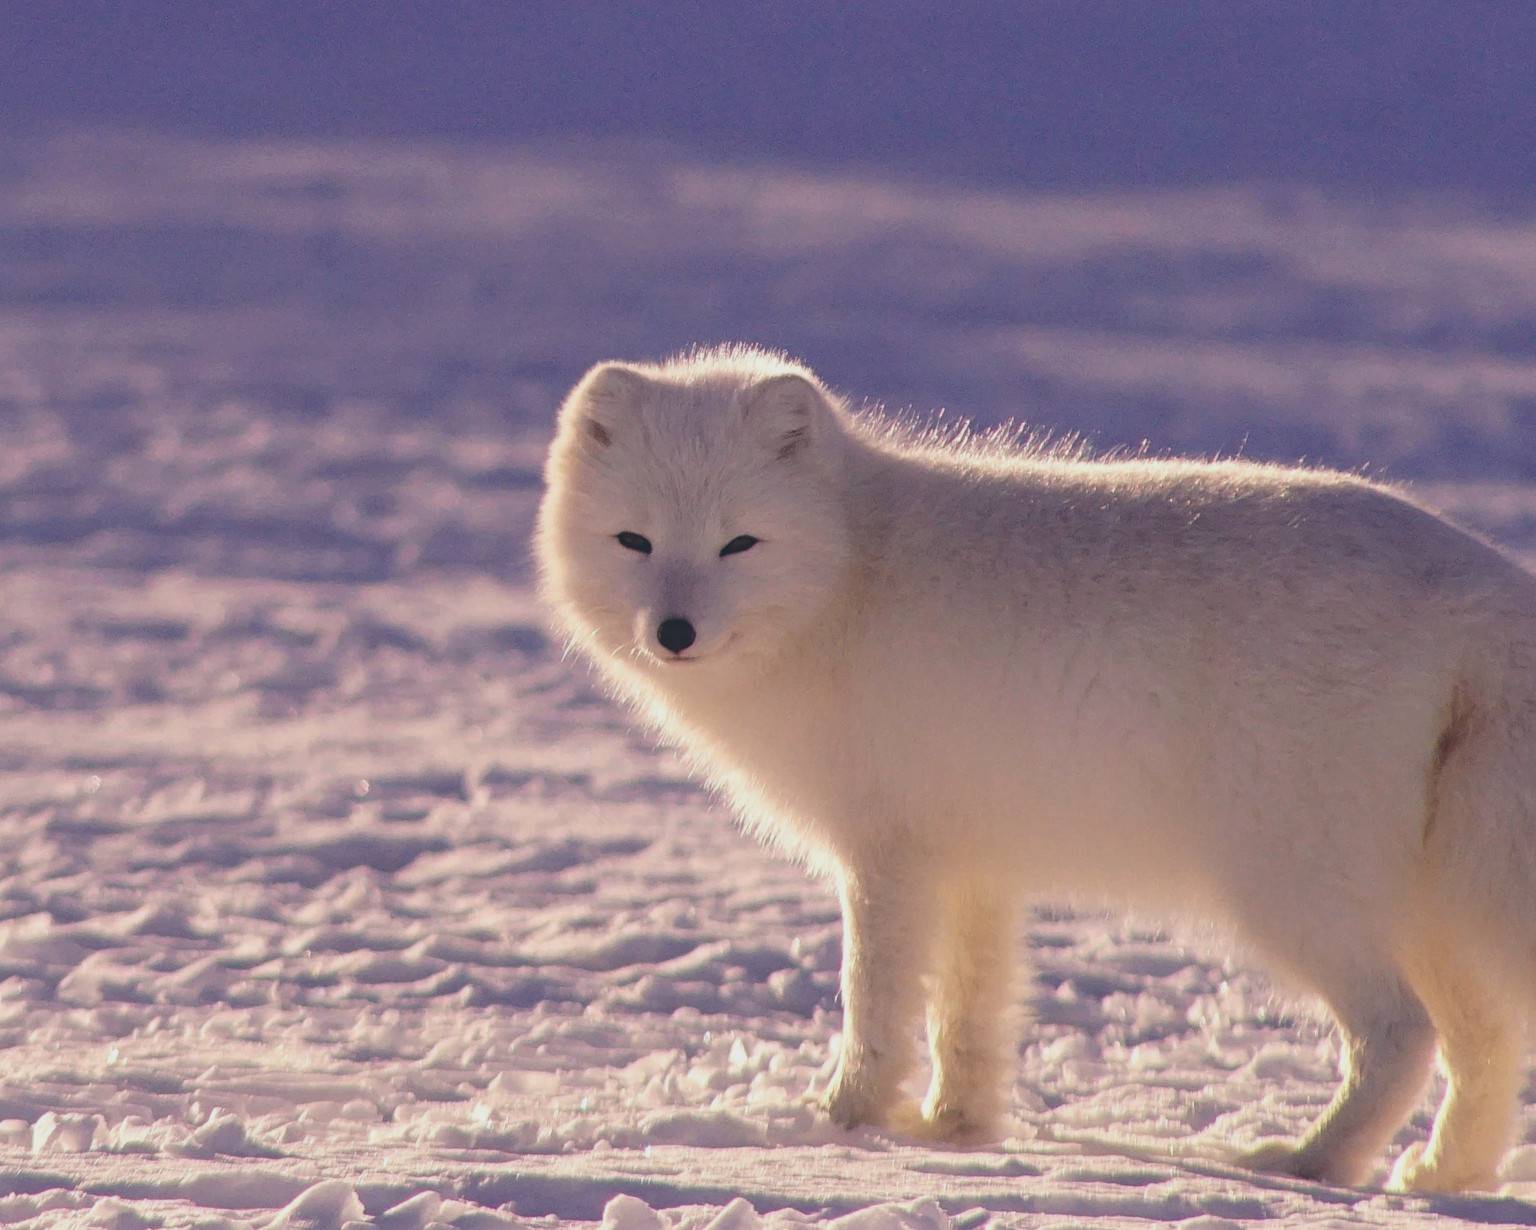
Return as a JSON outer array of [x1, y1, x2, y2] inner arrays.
[[656, 617, 697, 655]]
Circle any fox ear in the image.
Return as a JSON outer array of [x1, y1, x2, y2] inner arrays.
[[744, 373, 833, 461], [564, 362, 647, 448]]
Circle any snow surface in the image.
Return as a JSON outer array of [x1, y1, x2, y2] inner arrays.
[[2, 131, 1536, 1227]]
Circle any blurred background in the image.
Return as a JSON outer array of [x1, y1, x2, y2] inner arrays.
[[11, 1, 1536, 192], [3, 1, 1536, 594]]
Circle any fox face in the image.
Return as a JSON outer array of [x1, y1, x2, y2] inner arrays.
[[537, 352, 853, 675]]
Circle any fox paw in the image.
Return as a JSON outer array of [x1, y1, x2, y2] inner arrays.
[[1387, 1142, 1498, 1194], [912, 1096, 1001, 1145], [883, 1101, 937, 1137], [1237, 1139, 1354, 1186], [821, 1072, 892, 1130]]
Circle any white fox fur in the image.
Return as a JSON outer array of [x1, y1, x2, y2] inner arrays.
[[535, 344, 1536, 1193]]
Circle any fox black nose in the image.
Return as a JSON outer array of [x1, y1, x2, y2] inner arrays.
[[656, 617, 696, 655]]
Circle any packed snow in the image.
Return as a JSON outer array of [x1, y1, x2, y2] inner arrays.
[[1, 131, 1535, 1226]]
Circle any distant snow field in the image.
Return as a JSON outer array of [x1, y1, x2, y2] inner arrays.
[[1, 132, 1535, 1226]]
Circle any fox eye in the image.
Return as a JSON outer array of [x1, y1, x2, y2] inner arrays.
[[719, 535, 759, 557], [615, 531, 652, 555]]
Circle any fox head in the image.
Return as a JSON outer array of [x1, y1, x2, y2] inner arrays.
[[536, 347, 854, 680]]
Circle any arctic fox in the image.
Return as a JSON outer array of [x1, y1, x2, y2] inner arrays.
[[536, 344, 1536, 1193]]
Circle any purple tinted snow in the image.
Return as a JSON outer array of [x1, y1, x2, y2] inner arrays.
[[0, 109, 1533, 1225]]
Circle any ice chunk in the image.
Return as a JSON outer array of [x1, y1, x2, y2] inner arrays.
[[31, 1111, 104, 1153], [85, 1198, 157, 1230], [701, 1198, 761, 1230], [179, 1109, 284, 1158], [268, 1179, 365, 1228], [828, 1200, 952, 1230], [377, 1191, 443, 1230], [601, 1193, 667, 1230]]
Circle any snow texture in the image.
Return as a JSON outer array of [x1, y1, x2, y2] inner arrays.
[[1, 130, 1535, 1226]]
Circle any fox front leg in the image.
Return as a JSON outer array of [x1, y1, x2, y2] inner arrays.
[[822, 857, 935, 1130], [921, 878, 1016, 1141]]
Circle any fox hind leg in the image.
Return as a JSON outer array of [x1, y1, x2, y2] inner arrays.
[[1389, 948, 1524, 1193], [1391, 688, 1533, 1192], [1242, 957, 1436, 1186]]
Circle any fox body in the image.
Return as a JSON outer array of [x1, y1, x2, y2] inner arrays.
[[535, 345, 1536, 1192]]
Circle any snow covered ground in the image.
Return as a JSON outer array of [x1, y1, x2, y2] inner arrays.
[[2, 131, 1536, 1227]]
